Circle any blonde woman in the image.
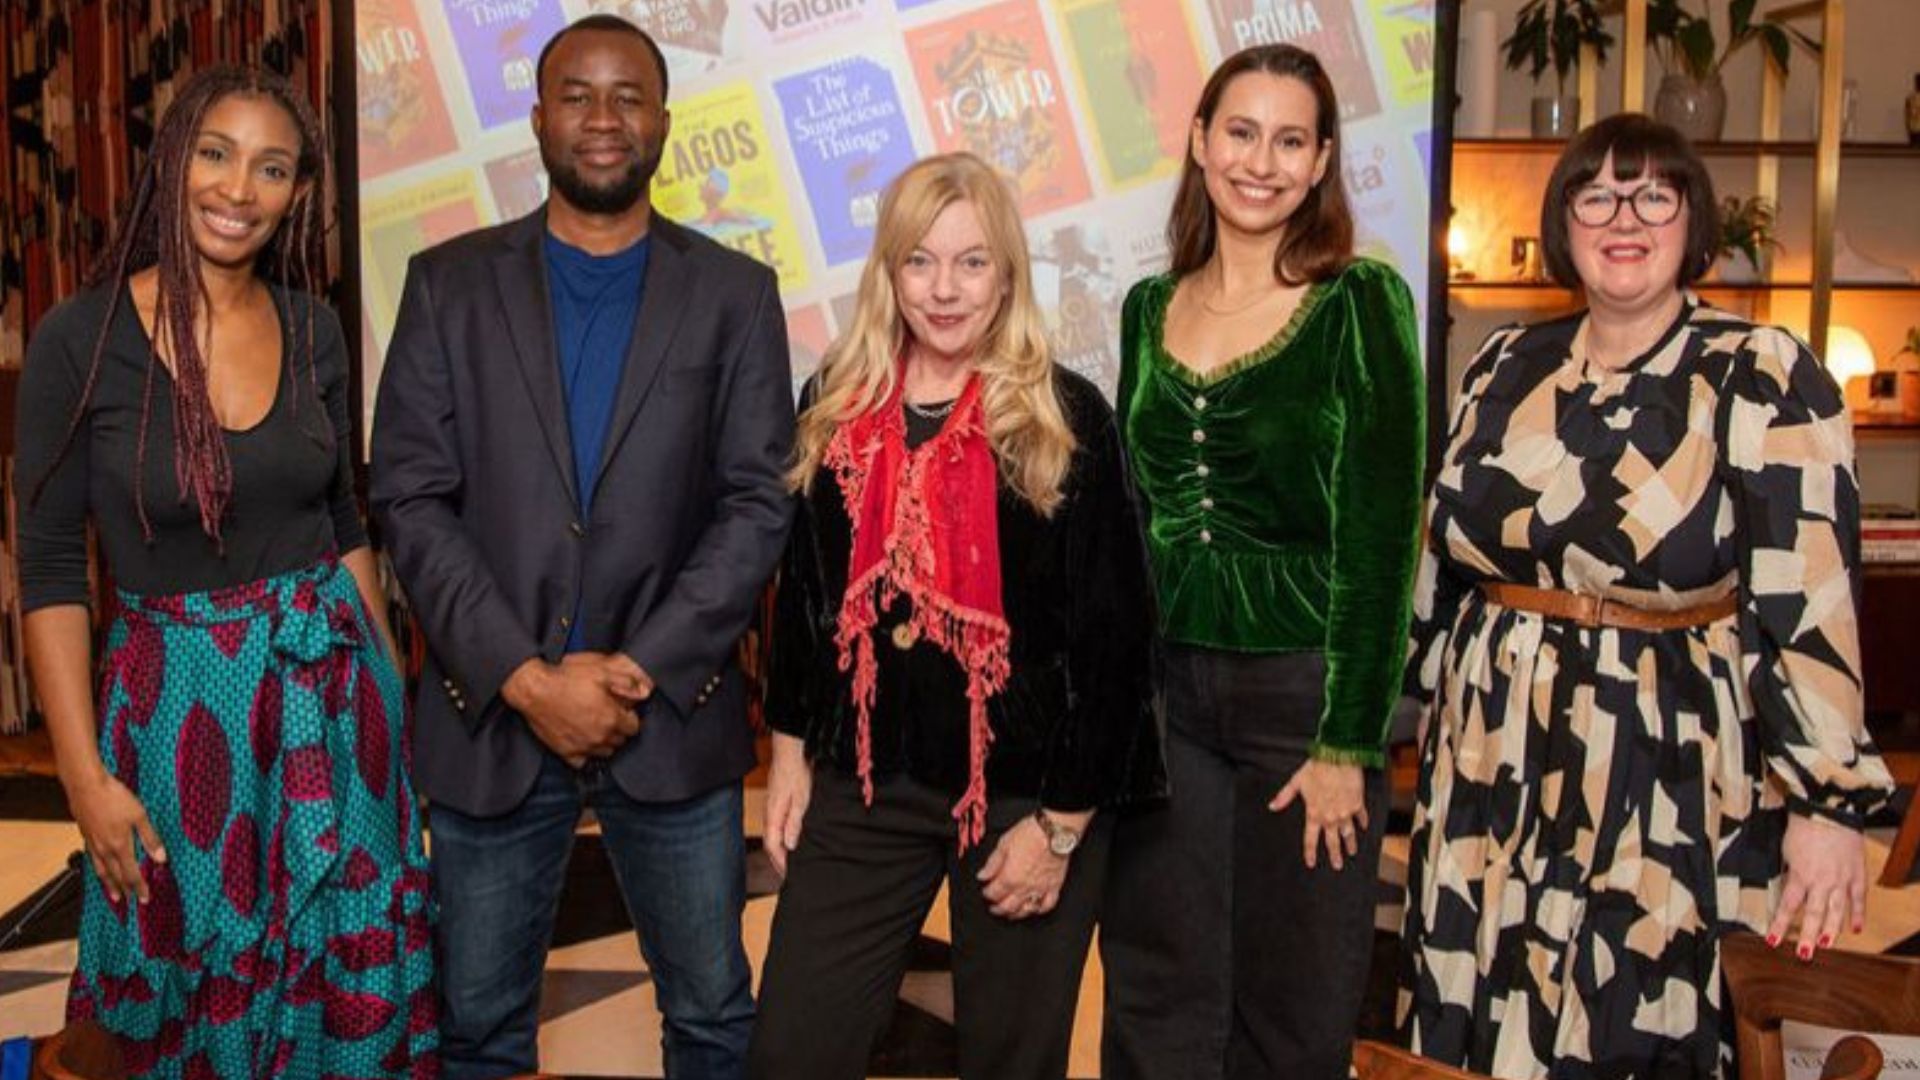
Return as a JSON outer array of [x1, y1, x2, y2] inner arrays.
[[746, 153, 1164, 1080]]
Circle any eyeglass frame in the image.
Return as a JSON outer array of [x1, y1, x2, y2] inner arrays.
[[1566, 181, 1686, 229]]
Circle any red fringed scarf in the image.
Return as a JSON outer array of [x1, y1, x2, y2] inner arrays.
[[823, 373, 1010, 851]]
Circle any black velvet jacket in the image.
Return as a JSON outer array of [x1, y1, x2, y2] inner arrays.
[[766, 369, 1166, 811]]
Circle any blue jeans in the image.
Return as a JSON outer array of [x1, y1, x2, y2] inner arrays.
[[430, 753, 753, 1079]]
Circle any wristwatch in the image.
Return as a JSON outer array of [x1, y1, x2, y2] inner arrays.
[[1033, 808, 1082, 857]]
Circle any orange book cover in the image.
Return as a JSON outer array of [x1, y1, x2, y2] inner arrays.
[[906, 0, 1092, 217], [356, 0, 459, 179]]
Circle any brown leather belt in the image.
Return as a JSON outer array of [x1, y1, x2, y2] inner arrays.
[[1479, 582, 1737, 631]]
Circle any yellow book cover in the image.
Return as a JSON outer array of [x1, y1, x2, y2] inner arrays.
[[1368, 0, 1436, 108], [652, 82, 811, 292], [360, 172, 484, 356]]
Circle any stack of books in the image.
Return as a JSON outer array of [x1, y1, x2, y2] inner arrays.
[[1863, 504, 1920, 565]]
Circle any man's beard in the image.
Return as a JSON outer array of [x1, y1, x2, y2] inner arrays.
[[542, 144, 659, 215]]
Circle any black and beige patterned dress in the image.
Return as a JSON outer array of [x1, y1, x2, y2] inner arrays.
[[1399, 301, 1894, 1079]]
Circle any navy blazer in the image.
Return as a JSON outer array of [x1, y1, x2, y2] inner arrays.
[[371, 208, 796, 817]]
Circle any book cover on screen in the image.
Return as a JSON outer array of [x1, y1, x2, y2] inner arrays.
[[1367, 0, 1436, 108], [906, 0, 1091, 217], [585, 0, 732, 80], [361, 173, 483, 353], [742, 0, 880, 50], [1057, 0, 1205, 190], [651, 81, 812, 291], [484, 148, 548, 222], [1031, 223, 1123, 399], [444, 0, 569, 129], [1202, 0, 1381, 122], [785, 304, 833, 398], [775, 57, 920, 267], [356, 0, 459, 179]]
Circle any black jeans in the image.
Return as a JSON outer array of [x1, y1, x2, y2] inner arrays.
[[748, 769, 1111, 1080], [1101, 646, 1388, 1080]]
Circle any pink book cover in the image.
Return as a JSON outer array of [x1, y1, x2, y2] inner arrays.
[[355, 0, 459, 178], [907, 0, 1092, 216]]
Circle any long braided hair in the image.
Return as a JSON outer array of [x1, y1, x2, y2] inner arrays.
[[35, 65, 331, 547]]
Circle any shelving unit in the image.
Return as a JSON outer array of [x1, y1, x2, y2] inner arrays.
[[1447, 0, 1868, 353], [1455, 138, 1920, 158], [1449, 281, 1920, 292]]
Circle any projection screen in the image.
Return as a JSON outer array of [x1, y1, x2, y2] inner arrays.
[[351, 0, 1437, 422]]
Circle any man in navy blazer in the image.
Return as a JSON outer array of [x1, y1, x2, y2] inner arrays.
[[370, 16, 793, 1079]]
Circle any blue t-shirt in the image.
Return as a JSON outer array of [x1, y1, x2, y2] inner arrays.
[[543, 231, 650, 514]]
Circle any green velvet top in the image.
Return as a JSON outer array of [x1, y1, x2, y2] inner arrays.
[[1116, 257, 1426, 765]]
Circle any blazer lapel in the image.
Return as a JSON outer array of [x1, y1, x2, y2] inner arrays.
[[596, 216, 695, 478], [493, 210, 579, 508]]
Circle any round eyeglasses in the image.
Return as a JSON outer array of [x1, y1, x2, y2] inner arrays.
[[1569, 183, 1685, 228]]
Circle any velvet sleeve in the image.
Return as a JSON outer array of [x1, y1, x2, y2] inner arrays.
[[1717, 324, 1893, 829], [1038, 378, 1164, 809], [15, 296, 99, 613], [1313, 262, 1426, 766]]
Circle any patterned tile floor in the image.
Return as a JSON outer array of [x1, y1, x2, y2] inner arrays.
[[4, 778, 1917, 1078]]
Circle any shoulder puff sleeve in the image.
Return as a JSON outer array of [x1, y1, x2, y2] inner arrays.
[[1717, 322, 1893, 828], [1114, 277, 1156, 438], [1314, 261, 1425, 765]]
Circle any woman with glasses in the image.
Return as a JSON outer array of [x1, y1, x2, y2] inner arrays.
[[1399, 113, 1893, 1079]]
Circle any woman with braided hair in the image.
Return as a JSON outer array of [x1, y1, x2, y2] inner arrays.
[[15, 66, 436, 1077]]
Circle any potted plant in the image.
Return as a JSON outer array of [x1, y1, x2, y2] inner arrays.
[[1501, 0, 1612, 138], [1714, 195, 1781, 284], [1646, 0, 1817, 142]]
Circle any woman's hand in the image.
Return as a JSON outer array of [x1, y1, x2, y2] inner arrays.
[[977, 810, 1088, 920], [1270, 758, 1368, 871], [66, 770, 167, 905], [1767, 812, 1869, 959], [763, 732, 812, 880]]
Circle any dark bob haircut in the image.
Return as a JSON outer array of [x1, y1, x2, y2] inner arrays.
[[1541, 112, 1719, 288], [536, 13, 670, 102], [1166, 44, 1353, 286]]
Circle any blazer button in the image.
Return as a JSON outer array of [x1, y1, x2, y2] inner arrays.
[[569, 520, 587, 538], [559, 616, 573, 631]]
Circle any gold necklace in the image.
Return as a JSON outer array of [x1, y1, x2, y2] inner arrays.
[[1197, 286, 1276, 318]]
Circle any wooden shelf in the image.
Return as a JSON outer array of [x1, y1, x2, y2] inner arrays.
[[1454, 138, 1920, 159], [1448, 280, 1920, 293], [1857, 422, 1920, 441]]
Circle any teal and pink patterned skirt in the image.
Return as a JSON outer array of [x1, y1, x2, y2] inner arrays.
[[67, 557, 438, 1078]]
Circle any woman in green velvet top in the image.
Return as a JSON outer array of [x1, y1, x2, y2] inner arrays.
[[1099, 44, 1425, 1080]]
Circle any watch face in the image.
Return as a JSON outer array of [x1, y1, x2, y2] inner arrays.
[[1048, 830, 1079, 856]]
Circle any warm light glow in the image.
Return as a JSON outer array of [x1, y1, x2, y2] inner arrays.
[[1826, 325, 1878, 384], [1447, 221, 1477, 280]]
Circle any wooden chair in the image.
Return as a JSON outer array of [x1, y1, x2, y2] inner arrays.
[[1353, 1040, 1495, 1079], [1722, 930, 1920, 1080], [1818, 1035, 1885, 1080], [31, 1022, 123, 1080]]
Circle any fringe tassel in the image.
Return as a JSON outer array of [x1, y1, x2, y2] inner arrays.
[[824, 395, 1011, 852]]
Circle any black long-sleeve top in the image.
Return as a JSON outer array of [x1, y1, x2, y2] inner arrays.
[[767, 368, 1166, 811], [16, 284, 367, 610]]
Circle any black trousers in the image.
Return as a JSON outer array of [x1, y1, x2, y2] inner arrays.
[[748, 769, 1112, 1080], [1101, 646, 1388, 1080]]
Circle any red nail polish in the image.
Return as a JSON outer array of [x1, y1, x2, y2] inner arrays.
[[1766, 933, 1780, 948], [1798, 944, 1813, 961], [1821, 934, 1833, 948]]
